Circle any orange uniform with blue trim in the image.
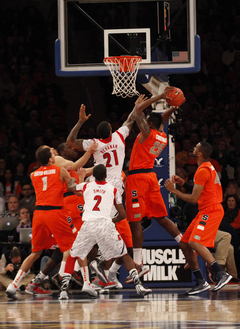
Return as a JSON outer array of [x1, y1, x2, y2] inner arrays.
[[126, 129, 168, 222], [31, 165, 77, 253], [63, 170, 84, 231], [181, 161, 224, 248]]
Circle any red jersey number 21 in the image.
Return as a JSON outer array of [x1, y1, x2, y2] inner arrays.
[[93, 195, 102, 211], [103, 150, 119, 167]]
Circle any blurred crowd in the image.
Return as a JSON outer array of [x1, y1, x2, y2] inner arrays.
[[1, 0, 240, 283]]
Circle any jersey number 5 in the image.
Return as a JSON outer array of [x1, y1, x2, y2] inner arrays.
[[93, 195, 102, 211], [149, 141, 165, 157]]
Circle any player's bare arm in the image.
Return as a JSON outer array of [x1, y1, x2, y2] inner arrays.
[[60, 167, 77, 192], [67, 104, 91, 151], [55, 141, 97, 171], [164, 179, 204, 204], [112, 203, 126, 223], [122, 94, 148, 130]]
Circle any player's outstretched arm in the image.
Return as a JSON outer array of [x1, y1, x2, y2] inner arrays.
[[67, 104, 91, 151], [164, 178, 203, 204]]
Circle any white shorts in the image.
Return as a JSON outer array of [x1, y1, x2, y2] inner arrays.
[[70, 218, 127, 261]]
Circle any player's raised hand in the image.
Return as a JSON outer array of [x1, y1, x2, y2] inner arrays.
[[160, 86, 175, 100], [135, 94, 148, 105], [88, 141, 98, 153], [79, 104, 91, 122]]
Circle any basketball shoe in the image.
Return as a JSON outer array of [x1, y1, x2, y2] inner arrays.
[[185, 279, 210, 295], [6, 283, 18, 299], [51, 273, 62, 289], [71, 270, 83, 287], [135, 284, 152, 296], [212, 272, 232, 292], [82, 283, 98, 297], [89, 260, 108, 284], [124, 264, 149, 283], [99, 280, 118, 290], [91, 277, 102, 291], [108, 271, 123, 289]]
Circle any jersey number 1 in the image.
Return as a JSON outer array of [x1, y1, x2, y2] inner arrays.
[[42, 177, 47, 191]]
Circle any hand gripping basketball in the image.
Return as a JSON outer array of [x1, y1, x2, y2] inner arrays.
[[166, 87, 186, 106]]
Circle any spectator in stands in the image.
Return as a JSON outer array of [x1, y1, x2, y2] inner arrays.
[[0, 247, 34, 290], [222, 194, 240, 234], [224, 180, 240, 199], [19, 183, 36, 216], [5, 146, 22, 172], [13, 207, 32, 242], [226, 119, 240, 157], [175, 137, 192, 167], [1, 195, 19, 217], [0, 158, 6, 182], [184, 158, 198, 184], [14, 161, 29, 187], [199, 124, 213, 144], [211, 139, 234, 191], [2, 168, 22, 202]]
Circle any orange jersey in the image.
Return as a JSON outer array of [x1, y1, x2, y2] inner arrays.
[[31, 165, 64, 207], [63, 170, 79, 193], [194, 161, 223, 210], [129, 129, 168, 170]]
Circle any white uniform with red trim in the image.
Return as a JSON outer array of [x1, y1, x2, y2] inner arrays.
[[71, 180, 127, 261], [82, 126, 129, 195]]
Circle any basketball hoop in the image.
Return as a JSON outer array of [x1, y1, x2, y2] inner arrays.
[[104, 55, 142, 98]]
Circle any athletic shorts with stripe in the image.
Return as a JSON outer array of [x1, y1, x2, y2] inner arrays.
[[70, 219, 127, 261], [125, 172, 168, 222], [181, 204, 224, 249], [31, 209, 77, 253], [116, 218, 133, 248]]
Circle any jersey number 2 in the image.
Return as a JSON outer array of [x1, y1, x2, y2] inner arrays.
[[93, 195, 102, 211]]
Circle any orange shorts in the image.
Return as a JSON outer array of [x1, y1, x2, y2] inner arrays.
[[125, 172, 168, 222], [116, 218, 133, 248], [181, 204, 224, 248], [31, 209, 77, 253], [63, 194, 84, 231]]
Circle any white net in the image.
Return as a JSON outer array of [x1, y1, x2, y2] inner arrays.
[[104, 56, 142, 98]]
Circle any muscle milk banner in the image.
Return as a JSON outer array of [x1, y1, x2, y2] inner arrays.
[[142, 246, 192, 283]]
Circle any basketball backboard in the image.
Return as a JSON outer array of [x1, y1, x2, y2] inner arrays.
[[55, 0, 200, 77]]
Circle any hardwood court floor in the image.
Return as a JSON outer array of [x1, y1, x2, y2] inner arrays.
[[0, 284, 240, 329]]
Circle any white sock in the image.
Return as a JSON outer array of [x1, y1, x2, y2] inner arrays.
[[80, 266, 90, 284], [12, 269, 26, 288], [74, 261, 81, 272], [174, 233, 183, 243], [133, 248, 142, 265], [59, 261, 66, 277], [104, 270, 109, 279], [109, 261, 121, 273]]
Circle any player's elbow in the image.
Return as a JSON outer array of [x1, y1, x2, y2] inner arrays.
[[66, 136, 75, 148], [189, 196, 198, 204]]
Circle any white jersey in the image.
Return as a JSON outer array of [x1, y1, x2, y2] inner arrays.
[[82, 126, 129, 192], [77, 180, 122, 222]]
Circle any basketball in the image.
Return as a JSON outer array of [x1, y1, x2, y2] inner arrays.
[[166, 87, 185, 106]]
